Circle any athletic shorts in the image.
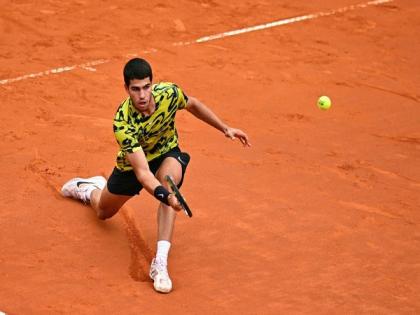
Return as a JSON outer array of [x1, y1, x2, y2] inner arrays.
[[107, 147, 190, 196]]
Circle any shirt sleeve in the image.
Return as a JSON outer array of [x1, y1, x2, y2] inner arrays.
[[173, 84, 189, 110]]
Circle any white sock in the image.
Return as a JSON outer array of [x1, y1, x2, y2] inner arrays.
[[156, 240, 171, 265]]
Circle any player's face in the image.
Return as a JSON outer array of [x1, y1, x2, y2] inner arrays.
[[125, 78, 153, 113]]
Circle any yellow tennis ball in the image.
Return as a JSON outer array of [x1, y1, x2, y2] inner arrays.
[[317, 96, 331, 110]]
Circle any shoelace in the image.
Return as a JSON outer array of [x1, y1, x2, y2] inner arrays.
[[75, 183, 101, 203], [75, 186, 90, 203], [153, 260, 169, 277]]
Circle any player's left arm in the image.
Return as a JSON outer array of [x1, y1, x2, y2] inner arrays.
[[185, 96, 251, 146]]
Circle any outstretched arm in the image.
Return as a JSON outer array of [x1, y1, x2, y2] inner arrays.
[[186, 96, 251, 146]]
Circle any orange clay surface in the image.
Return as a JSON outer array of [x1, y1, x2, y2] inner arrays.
[[1, 1, 420, 314]]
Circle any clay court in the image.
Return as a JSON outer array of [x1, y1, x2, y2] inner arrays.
[[1, 0, 419, 314]]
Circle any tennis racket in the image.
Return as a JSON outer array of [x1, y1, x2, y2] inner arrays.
[[165, 175, 193, 218]]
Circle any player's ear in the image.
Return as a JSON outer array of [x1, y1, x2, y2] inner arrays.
[[124, 84, 129, 93]]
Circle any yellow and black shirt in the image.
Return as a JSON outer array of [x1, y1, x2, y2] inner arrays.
[[113, 82, 188, 171]]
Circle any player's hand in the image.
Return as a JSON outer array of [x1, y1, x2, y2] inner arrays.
[[224, 127, 251, 147], [168, 193, 183, 211]]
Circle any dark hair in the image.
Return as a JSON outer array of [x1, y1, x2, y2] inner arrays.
[[123, 58, 153, 86]]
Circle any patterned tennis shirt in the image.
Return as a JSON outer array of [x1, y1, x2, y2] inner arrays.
[[113, 82, 188, 171]]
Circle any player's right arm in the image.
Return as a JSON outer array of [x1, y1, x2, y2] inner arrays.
[[127, 150, 182, 211], [127, 149, 160, 195]]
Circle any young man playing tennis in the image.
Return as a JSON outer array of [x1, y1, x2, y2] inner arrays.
[[61, 58, 250, 293]]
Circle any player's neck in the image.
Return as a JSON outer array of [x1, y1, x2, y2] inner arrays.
[[139, 95, 156, 117]]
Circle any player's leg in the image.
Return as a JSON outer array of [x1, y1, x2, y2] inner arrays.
[[90, 186, 132, 220], [61, 169, 139, 220], [149, 153, 188, 293], [155, 157, 183, 241]]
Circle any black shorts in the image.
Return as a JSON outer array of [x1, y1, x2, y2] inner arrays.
[[107, 147, 190, 196]]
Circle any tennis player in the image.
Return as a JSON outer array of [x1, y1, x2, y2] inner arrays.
[[61, 58, 250, 293]]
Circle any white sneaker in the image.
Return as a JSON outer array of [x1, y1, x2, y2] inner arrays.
[[61, 176, 106, 203], [149, 258, 172, 293]]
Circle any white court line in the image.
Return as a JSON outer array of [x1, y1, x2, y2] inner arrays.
[[0, 0, 393, 86], [0, 59, 108, 85], [194, 0, 393, 43]]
